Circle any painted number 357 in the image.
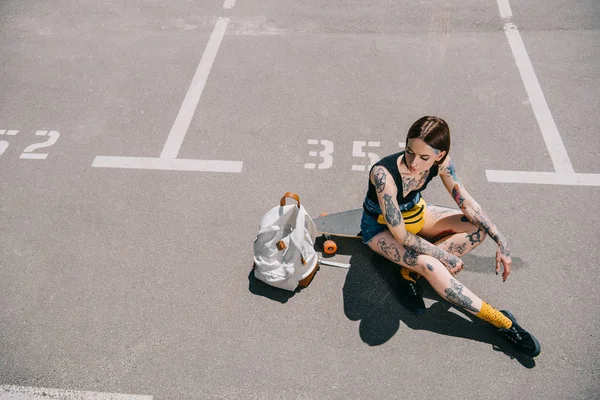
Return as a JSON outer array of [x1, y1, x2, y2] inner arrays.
[[304, 140, 405, 171], [0, 130, 60, 159]]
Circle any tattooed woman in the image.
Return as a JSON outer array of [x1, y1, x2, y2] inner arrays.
[[361, 116, 540, 357]]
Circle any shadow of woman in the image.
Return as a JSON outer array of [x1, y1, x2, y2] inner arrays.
[[342, 250, 535, 368]]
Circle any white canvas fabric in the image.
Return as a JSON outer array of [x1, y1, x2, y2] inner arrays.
[[253, 193, 318, 291]]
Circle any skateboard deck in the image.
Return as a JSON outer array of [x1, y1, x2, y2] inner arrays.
[[314, 208, 363, 238], [313, 209, 364, 259]]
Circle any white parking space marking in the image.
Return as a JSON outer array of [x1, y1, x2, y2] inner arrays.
[[160, 17, 229, 160], [486, 170, 600, 186], [503, 22, 573, 174], [487, 0, 600, 186], [92, 156, 243, 172], [496, 0, 513, 20], [0, 385, 152, 400], [92, 17, 244, 173], [223, 0, 236, 9]]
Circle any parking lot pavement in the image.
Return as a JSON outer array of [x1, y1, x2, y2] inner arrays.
[[1, 0, 599, 398]]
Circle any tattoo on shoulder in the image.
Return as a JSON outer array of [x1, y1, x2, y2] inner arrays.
[[374, 168, 386, 193], [446, 160, 460, 183], [383, 194, 402, 226]]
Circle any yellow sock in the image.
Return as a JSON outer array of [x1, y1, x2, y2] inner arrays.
[[476, 302, 513, 329], [400, 267, 421, 283]]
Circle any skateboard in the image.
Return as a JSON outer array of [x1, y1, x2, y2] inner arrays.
[[313, 208, 363, 269]]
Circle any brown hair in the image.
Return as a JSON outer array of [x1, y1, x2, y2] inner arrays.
[[406, 116, 450, 165]]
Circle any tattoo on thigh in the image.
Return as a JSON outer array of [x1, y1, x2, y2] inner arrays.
[[444, 279, 478, 312], [383, 194, 401, 226], [374, 168, 386, 193], [467, 228, 483, 245], [461, 215, 469, 223], [402, 248, 419, 266], [430, 207, 456, 220], [447, 242, 467, 255], [377, 238, 402, 262], [426, 263, 434, 272]]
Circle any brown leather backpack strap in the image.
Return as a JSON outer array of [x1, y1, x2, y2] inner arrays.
[[280, 192, 301, 208]]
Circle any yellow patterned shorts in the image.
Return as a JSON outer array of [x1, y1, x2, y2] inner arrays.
[[376, 197, 427, 235]]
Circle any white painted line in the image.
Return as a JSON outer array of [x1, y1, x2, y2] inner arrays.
[[92, 156, 243, 173], [486, 170, 600, 186], [0, 385, 152, 399], [352, 165, 366, 172], [0, 130, 4, 135], [0, 130, 19, 135], [503, 22, 574, 174], [19, 153, 47, 160], [223, 0, 236, 9], [160, 17, 229, 159], [304, 163, 316, 169], [368, 141, 380, 147], [496, 0, 513, 20], [319, 259, 351, 269]]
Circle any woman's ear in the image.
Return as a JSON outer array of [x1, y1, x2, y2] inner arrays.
[[435, 150, 447, 163]]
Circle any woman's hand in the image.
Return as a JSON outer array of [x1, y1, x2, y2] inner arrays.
[[496, 244, 512, 281], [442, 253, 464, 275]]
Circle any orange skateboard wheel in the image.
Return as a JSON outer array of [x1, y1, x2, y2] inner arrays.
[[323, 239, 337, 255]]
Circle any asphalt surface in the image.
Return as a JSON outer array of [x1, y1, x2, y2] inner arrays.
[[1, 0, 599, 399]]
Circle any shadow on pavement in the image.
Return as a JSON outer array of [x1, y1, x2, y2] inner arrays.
[[340, 242, 535, 368], [247, 266, 315, 304]]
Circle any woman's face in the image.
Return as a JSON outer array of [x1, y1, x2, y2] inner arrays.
[[404, 138, 446, 174]]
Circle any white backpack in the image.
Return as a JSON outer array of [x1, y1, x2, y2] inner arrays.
[[253, 193, 319, 291]]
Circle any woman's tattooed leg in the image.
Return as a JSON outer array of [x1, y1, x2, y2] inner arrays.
[[368, 230, 484, 315], [420, 206, 488, 259]]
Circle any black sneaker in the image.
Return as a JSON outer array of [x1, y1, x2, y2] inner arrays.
[[498, 310, 541, 357], [396, 271, 426, 315]]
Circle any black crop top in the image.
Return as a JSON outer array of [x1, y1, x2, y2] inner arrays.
[[366, 151, 439, 207]]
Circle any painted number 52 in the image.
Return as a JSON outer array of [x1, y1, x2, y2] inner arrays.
[[20, 130, 60, 159]]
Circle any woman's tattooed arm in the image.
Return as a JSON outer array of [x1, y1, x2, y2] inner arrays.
[[373, 167, 386, 193], [440, 157, 509, 253], [382, 194, 402, 226], [373, 164, 462, 272], [401, 230, 461, 272]]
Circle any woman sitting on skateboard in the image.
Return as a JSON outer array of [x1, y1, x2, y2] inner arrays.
[[360, 116, 541, 357]]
